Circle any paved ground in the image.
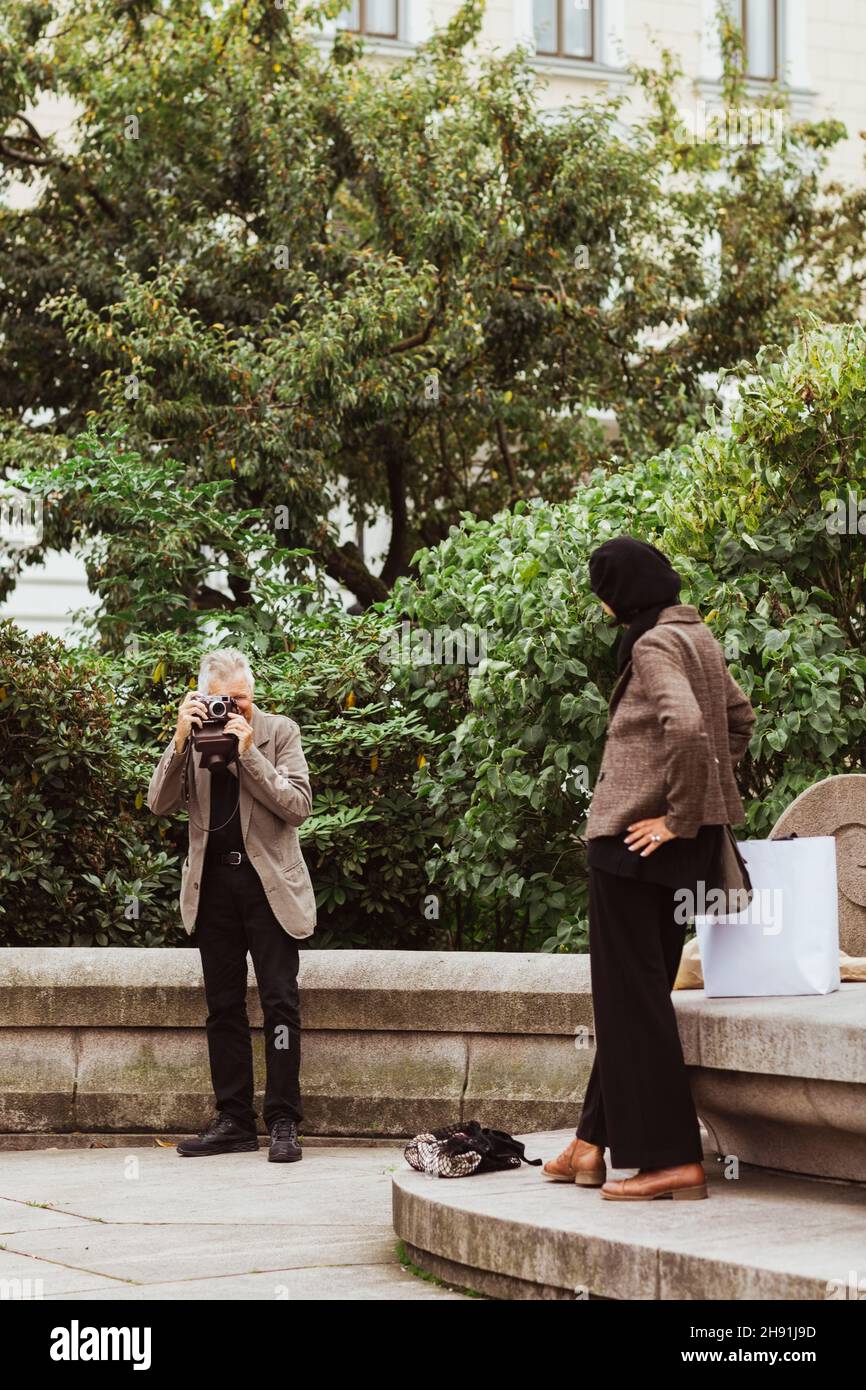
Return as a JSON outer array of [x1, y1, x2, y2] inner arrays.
[[0, 1141, 473, 1300]]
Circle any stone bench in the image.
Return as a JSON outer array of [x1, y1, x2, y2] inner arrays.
[[675, 986, 866, 1183]]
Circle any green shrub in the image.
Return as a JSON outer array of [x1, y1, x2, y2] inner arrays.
[[394, 324, 866, 950], [393, 462, 681, 952], [95, 609, 450, 949], [0, 622, 179, 945]]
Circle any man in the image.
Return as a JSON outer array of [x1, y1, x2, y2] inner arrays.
[[146, 647, 315, 1162]]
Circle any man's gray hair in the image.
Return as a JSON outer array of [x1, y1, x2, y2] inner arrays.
[[197, 647, 254, 695]]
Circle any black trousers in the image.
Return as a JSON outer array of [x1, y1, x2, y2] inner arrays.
[[576, 866, 703, 1169], [191, 859, 303, 1131]]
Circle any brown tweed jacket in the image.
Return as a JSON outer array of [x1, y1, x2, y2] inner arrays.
[[585, 604, 756, 840]]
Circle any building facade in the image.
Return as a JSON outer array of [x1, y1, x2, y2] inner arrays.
[[329, 0, 866, 183]]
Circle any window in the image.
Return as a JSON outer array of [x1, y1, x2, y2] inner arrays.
[[533, 0, 594, 61], [739, 0, 778, 81], [336, 0, 399, 39]]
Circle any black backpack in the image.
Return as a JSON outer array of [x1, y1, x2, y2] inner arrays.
[[404, 1120, 543, 1178]]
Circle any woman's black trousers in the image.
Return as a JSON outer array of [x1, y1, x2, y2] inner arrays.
[[576, 866, 704, 1169]]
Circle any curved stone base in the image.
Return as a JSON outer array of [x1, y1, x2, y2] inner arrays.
[[691, 1068, 866, 1185], [401, 1240, 593, 1300], [675, 984, 866, 1184], [392, 1129, 866, 1301]]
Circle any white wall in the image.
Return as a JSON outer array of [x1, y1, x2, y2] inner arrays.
[[0, 550, 97, 640]]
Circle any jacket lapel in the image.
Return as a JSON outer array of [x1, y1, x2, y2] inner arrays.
[[240, 705, 273, 843], [608, 660, 633, 717], [192, 743, 211, 832]]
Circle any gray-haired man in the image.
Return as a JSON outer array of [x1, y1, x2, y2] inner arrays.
[[147, 648, 316, 1162]]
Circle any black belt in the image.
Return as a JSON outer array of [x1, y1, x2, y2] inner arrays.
[[205, 851, 250, 866]]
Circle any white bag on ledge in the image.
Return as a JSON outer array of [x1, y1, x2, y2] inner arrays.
[[695, 836, 840, 998]]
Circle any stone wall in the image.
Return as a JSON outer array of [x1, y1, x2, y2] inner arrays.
[[1, 948, 864, 1182], [0, 948, 594, 1141]]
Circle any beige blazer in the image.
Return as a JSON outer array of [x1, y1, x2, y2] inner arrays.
[[585, 605, 756, 840], [146, 704, 316, 939]]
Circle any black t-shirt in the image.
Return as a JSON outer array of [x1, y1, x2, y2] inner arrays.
[[587, 824, 723, 892], [206, 762, 244, 856]]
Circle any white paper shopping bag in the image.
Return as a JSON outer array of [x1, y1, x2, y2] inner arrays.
[[694, 836, 840, 998]]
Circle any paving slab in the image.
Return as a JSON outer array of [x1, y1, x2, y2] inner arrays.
[[0, 1196, 96, 1235], [0, 1246, 124, 1297], [0, 1144, 404, 1223], [0, 1142, 472, 1301], [5, 1221, 408, 1285], [46, 1263, 468, 1301]]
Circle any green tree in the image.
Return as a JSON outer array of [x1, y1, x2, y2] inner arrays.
[[16, 426, 317, 651], [1, 0, 863, 608]]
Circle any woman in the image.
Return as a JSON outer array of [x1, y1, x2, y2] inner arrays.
[[543, 536, 755, 1201]]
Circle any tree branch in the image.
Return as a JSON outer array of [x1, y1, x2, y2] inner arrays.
[[321, 539, 389, 609], [495, 417, 521, 500], [385, 317, 435, 355]]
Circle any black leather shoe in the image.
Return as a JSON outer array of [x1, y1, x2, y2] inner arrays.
[[268, 1117, 302, 1163], [176, 1113, 259, 1157]]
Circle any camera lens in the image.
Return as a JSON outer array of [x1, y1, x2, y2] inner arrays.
[[209, 699, 227, 719]]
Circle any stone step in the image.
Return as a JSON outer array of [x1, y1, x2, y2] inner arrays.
[[392, 1128, 866, 1300]]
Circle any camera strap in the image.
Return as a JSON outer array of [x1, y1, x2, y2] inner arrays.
[[182, 739, 242, 834]]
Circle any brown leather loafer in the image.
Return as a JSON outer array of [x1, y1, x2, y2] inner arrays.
[[542, 1137, 606, 1187], [601, 1162, 707, 1201]]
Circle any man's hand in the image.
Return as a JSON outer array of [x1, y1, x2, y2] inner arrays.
[[225, 712, 254, 754], [174, 691, 208, 754], [624, 816, 677, 857]]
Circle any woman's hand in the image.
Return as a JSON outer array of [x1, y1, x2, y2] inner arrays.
[[625, 816, 677, 857]]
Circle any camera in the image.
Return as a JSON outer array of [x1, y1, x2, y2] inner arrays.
[[192, 693, 240, 770], [200, 694, 239, 722]]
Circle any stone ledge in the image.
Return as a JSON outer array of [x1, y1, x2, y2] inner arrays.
[[675, 986, 866, 1085], [676, 985, 866, 1183], [0, 1133, 405, 1150], [392, 1128, 866, 1301], [0, 948, 593, 1033]]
